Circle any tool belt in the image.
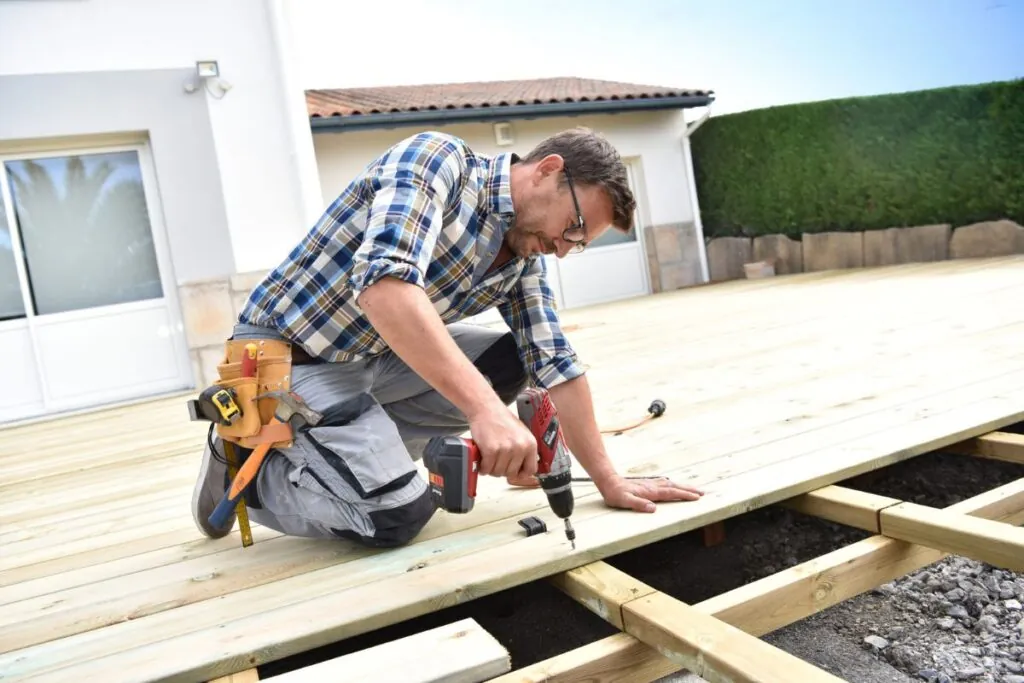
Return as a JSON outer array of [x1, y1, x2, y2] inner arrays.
[[188, 338, 296, 450]]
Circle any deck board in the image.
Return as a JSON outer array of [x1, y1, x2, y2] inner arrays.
[[3, 257, 1024, 682]]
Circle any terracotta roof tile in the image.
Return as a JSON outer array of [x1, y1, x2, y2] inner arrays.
[[306, 76, 712, 118]]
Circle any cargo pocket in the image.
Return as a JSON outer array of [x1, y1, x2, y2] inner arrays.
[[292, 393, 436, 547], [303, 395, 419, 500]]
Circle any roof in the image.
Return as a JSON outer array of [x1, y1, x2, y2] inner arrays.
[[306, 77, 714, 131]]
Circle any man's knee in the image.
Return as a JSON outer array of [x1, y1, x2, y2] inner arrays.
[[333, 488, 437, 548], [473, 332, 528, 404]]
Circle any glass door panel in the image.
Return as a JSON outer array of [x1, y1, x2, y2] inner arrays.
[[0, 187, 26, 321], [5, 151, 164, 316]]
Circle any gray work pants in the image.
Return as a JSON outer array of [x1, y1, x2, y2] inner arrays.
[[222, 322, 528, 548]]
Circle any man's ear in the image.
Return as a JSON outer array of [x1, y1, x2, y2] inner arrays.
[[534, 153, 564, 179]]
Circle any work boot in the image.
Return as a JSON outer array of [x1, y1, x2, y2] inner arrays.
[[191, 430, 235, 539]]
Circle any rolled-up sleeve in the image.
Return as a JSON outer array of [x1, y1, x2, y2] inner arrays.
[[499, 256, 587, 389], [348, 133, 465, 300]]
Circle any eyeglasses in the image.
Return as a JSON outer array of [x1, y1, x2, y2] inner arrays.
[[561, 169, 587, 254]]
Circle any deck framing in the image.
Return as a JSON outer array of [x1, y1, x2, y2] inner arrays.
[[3, 257, 1024, 682], [495, 448, 1024, 683]]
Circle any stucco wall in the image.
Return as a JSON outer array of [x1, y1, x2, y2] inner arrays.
[[0, 0, 322, 276], [310, 111, 706, 293], [313, 111, 692, 225]]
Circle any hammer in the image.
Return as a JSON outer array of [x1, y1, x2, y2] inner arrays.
[[207, 390, 322, 530], [257, 390, 324, 429]]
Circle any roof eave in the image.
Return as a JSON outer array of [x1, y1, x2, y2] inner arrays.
[[308, 94, 715, 132]]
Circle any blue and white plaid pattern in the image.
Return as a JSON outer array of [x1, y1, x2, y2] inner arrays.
[[239, 131, 584, 389]]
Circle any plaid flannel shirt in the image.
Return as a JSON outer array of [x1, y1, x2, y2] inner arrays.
[[238, 131, 585, 389]]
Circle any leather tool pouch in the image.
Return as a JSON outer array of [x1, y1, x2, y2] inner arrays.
[[212, 338, 294, 449]]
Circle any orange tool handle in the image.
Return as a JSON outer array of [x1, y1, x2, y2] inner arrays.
[[207, 425, 275, 529]]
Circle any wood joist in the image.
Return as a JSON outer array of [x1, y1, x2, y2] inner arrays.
[[488, 433, 1024, 683]]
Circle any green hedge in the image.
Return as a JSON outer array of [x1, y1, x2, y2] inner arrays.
[[690, 79, 1024, 238]]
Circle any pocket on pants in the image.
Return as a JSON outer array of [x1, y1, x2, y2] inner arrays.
[[286, 393, 436, 547], [303, 394, 419, 501]]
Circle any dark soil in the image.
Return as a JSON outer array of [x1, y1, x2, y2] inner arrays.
[[258, 420, 1024, 682]]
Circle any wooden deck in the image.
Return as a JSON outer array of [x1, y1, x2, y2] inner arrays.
[[3, 256, 1024, 682]]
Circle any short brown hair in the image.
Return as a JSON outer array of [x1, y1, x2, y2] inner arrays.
[[521, 127, 636, 233]]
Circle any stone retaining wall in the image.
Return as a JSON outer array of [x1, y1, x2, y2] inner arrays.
[[642, 221, 704, 292], [707, 219, 1024, 282]]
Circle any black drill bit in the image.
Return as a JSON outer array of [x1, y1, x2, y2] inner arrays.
[[563, 517, 576, 549]]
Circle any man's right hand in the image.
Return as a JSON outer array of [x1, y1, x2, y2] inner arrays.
[[359, 277, 539, 479], [469, 405, 539, 479]]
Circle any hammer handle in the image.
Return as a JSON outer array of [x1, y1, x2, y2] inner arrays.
[[208, 422, 277, 529]]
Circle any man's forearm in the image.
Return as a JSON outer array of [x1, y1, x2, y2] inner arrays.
[[547, 374, 619, 486], [358, 277, 504, 420]]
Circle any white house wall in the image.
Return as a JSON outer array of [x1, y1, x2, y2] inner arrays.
[[313, 111, 693, 230], [0, 0, 328, 406], [0, 0, 322, 278], [311, 111, 706, 294]]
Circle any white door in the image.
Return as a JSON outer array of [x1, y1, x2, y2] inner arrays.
[[553, 161, 650, 309], [0, 144, 193, 424]]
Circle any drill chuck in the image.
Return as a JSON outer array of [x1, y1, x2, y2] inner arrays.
[[538, 470, 574, 519]]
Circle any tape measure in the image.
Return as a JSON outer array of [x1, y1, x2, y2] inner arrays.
[[187, 385, 243, 426]]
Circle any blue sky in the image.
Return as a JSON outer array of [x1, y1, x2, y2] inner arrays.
[[288, 0, 1024, 115]]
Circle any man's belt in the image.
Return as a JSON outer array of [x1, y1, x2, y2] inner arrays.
[[290, 344, 324, 366]]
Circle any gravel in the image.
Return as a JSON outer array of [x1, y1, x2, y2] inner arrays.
[[815, 556, 1024, 682]]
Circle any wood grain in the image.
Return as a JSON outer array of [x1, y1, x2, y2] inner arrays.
[[2, 257, 1024, 682], [261, 618, 509, 683], [507, 476, 1024, 682]]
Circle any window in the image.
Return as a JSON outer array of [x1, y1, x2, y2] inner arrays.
[[3, 150, 164, 317], [585, 161, 642, 249]]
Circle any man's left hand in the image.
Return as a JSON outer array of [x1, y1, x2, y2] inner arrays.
[[597, 475, 704, 513], [505, 473, 704, 514]]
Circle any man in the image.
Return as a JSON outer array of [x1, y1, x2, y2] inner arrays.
[[191, 127, 703, 548]]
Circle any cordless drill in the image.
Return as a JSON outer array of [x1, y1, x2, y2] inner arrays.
[[423, 387, 576, 548]]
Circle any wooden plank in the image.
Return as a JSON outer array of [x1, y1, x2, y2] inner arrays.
[[261, 618, 509, 683], [511, 477, 1024, 683], [879, 502, 1024, 571], [547, 561, 842, 683], [622, 592, 844, 683], [948, 430, 1024, 464], [780, 485, 902, 532], [210, 670, 259, 683], [485, 633, 672, 683], [3, 259, 1024, 682], [548, 562, 657, 630], [8, 370, 1024, 682]]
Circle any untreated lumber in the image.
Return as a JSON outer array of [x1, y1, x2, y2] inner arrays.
[[262, 618, 509, 683], [879, 502, 1024, 571], [494, 476, 1024, 683], [949, 431, 1024, 464], [210, 671, 259, 683], [623, 592, 843, 683], [780, 485, 901, 532], [548, 562, 656, 630], [548, 561, 843, 683]]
